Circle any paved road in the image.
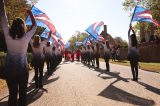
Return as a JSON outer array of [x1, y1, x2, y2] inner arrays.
[[0, 61, 160, 106]]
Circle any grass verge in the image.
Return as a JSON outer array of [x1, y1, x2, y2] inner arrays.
[[100, 58, 160, 73]]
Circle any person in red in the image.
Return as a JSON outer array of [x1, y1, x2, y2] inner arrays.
[[64, 49, 68, 61], [76, 49, 80, 61], [67, 51, 71, 61]]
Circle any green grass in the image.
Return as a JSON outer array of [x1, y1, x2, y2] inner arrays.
[[100, 58, 160, 73]]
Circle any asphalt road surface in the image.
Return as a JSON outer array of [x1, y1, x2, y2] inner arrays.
[[0, 60, 160, 106]]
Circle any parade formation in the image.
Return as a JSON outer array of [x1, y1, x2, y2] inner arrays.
[[0, 0, 160, 106]]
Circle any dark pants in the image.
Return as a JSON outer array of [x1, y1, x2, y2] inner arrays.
[[34, 62, 44, 88], [130, 61, 138, 81], [46, 56, 53, 75], [6, 73, 29, 106], [33, 57, 44, 88], [87, 53, 90, 65], [71, 54, 74, 62], [105, 59, 110, 71], [91, 54, 95, 66], [77, 55, 80, 61], [95, 56, 99, 68], [111, 53, 116, 61], [52, 54, 57, 71]]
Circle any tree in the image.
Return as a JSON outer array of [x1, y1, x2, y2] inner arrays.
[[122, 0, 160, 23], [68, 31, 89, 50], [123, 0, 160, 40], [4, 0, 30, 25], [27, 0, 40, 6], [114, 37, 128, 47]]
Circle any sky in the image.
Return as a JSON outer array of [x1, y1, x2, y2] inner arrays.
[[35, 0, 131, 42]]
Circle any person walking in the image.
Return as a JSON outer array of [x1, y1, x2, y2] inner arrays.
[[30, 35, 48, 89], [128, 25, 139, 81], [0, 0, 37, 105], [44, 31, 53, 75], [101, 41, 110, 72], [95, 42, 100, 68]]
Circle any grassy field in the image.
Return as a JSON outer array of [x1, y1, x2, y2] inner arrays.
[[100, 58, 160, 73]]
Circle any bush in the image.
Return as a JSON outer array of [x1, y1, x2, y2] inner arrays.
[[0, 52, 6, 67], [0, 52, 33, 66]]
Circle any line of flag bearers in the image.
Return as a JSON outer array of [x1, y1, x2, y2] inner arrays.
[[83, 42, 110, 71], [68, 41, 111, 72], [30, 31, 63, 89]]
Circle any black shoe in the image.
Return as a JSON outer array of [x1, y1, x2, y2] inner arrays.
[[132, 78, 136, 81], [135, 78, 138, 81], [39, 85, 43, 89]]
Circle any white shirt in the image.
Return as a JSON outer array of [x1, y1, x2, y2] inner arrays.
[[30, 39, 47, 56], [44, 45, 53, 55], [5, 26, 37, 54], [101, 43, 109, 54], [54, 47, 59, 55]]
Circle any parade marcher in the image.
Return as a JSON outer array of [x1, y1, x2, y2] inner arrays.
[[76, 48, 80, 61], [30, 35, 48, 89], [128, 25, 139, 81], [95, 42, 100, 68], [101, 41, 110, 72], [83, 46, 87, 64], [52, 46, 57, 72], [116, 47, 121, 61], [0, 0, 37, 105], [111, 46, 116, 61], [64, 49, 68, 61], [80, 47, 84, 62], [86, 45, 91, 65], [44, 31, 53, 75], [91, 45, 95, 66]]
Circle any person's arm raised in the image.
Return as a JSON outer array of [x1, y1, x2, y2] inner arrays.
[[128, 25, 132, 37], [27, 10, 36, 31], [0, 0, 10, 35], [130, 26, 136, 35], [128, 25, 132, 49]]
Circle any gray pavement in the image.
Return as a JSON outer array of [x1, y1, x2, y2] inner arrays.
[[0, 61, 160, 106]]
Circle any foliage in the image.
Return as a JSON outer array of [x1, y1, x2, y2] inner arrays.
[[27, 0, 40, 6], [4, 0, 30, 25], [122, 0, 160, 24], [114, 37, 128, 47], [0, 52, 32, 66], [68, 31, 89, 50], [123, 0, 160, 39]]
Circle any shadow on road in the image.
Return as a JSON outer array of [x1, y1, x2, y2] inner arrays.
[[27, 72, 60, 92], [98, 84, 155, 106], [26, 72, 59, 105], [82, 63, 129, 82], [27, 88, 44, 105], [43, 76, 60, 85], [83, 63, 155, 105], [137, 81, 160, 95], [0, 100, 7, 106], [98, 71, 129, 83]]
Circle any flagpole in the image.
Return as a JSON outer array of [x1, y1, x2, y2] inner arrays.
[[129, 5, 137, 26]]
